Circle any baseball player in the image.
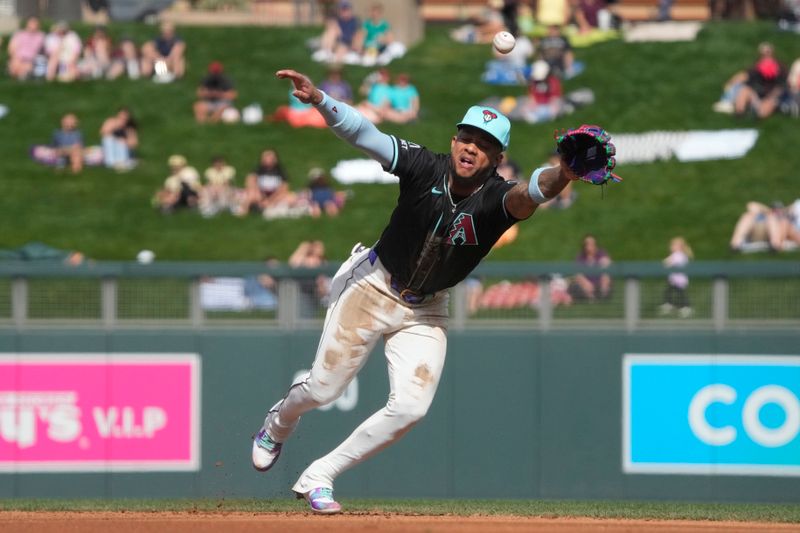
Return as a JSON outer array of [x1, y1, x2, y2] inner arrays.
[[252, 68, 619, 514]]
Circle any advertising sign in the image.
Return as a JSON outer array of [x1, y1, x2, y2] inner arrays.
[[624, 354, 800, 476], [0, 354, 201, 472]]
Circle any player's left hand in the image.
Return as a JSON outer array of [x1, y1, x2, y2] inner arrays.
[[276, 69, 323, 105], [555, 125, 621, 185]]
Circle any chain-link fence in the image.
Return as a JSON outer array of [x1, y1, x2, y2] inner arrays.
[[0, 261, 797, 330]]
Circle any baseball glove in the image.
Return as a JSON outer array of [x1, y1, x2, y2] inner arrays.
[[555, 125, 621, 185]]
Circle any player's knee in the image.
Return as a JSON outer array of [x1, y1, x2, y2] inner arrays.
[[308, 380, 345, 406], [387, 399, 430, 425]]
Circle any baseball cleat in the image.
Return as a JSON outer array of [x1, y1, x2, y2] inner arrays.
[[252, 428, 283, 472], [299, 487, 342, 514]]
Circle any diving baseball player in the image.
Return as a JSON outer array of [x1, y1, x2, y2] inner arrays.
[[252, 69, 619, 514]]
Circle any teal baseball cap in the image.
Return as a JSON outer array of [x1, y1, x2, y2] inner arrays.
[[456, 105, 511, 150]]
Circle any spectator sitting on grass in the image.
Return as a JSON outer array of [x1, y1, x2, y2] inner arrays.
[[734, 43, 788, 119], [356, 68, 392, 123], [100, 107, 138, 171], [200, 155, 236, 217], [568, 234, 612, 302], [537, 24, 582, 80], [44, 21, 82, 82], [140, 21, 185, 81], [6, 16, 45, 81], [52, 113, 85, 173], [713, 42, 775, 114], [79, 25, 113, 79], [193, 61, 238, 124], [729, 201, 794, 253], [318, 66, 354, 104], [357, 2, 395, 66], [313, 1, 362, 65], [305, 167, 347, 217], [154, 154, 201, 213], [520, 60, 564, 123], [241, 149, 307, 219], [382, 73, 419, 124], [31, 113, 106, 172], [106, 36, 140, 80]]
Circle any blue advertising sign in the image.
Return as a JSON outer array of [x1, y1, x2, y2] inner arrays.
[[623, 355, 800, 476]]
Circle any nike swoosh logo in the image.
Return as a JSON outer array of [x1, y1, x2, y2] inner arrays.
[[431, 187, 443, 195]]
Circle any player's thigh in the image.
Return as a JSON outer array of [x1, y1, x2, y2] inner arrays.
[[308, 252, 384, 397], [383, 324, 447, 410]]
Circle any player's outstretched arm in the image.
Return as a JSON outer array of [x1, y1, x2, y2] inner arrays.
[[276, 69, 394, 167], [504, 163, 576, 220]]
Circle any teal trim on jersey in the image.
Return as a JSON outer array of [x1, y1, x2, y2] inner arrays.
[[431, 213, 443, 235], [388, 135, 398, 173]]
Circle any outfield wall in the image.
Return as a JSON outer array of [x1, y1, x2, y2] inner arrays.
[[1, 328, 799, 503]]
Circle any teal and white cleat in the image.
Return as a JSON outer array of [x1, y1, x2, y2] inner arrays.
[[299, 487, 342, 515], [251, 428, 282, 472]]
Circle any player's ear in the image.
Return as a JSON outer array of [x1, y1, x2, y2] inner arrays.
[[451, 135, 457, 149]]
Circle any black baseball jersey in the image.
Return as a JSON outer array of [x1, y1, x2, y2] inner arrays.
[[373, 137, 519, 295]]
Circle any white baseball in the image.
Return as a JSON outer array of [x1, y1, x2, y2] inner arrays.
[[492, 31, 516, 54]]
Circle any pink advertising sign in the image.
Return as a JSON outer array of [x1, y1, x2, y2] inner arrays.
[[0, 354, 201, 472]]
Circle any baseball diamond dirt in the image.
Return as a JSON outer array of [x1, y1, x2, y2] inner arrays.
[[2, 512, 800, 533]]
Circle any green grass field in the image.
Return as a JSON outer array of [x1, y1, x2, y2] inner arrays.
[[1, 21, 799, 262], [2, 498, 799, 522]]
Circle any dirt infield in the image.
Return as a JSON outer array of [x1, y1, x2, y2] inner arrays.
[[2, 512, 799, 533]]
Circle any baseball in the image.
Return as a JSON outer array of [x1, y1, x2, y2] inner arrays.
[[492, 31, 516, 54]]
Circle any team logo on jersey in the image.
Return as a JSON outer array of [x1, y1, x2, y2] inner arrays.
[[447, 213, 478, 246], [482, 110, 498, 123]]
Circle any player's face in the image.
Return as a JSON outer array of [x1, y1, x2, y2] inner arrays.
[[450, 126, 503, 185]]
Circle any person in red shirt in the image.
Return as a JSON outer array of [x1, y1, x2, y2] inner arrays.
[[522, 60, 564, 123], [734, 50, 788, 119]]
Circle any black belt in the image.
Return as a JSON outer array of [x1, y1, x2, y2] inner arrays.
[[368, 249, 429, 305]]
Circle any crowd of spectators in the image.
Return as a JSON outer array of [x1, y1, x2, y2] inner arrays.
[[356, 69, 420, 124], [311, 1, 406, 67], [6, 17, 185, 83], [151, 149, 349, 220], [6, 2, 799, 322], [31, 109, 137, 173]]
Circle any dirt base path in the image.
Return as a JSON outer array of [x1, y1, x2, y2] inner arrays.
[[1, 512, 799, 533]]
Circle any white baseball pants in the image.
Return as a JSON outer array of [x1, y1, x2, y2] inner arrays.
[[263, 245, 449, 493]]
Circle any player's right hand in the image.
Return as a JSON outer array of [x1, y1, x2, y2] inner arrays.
[[276, 69, 323, 106]]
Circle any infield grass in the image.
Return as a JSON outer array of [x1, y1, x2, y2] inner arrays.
[[2, 498, 799, 523]]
